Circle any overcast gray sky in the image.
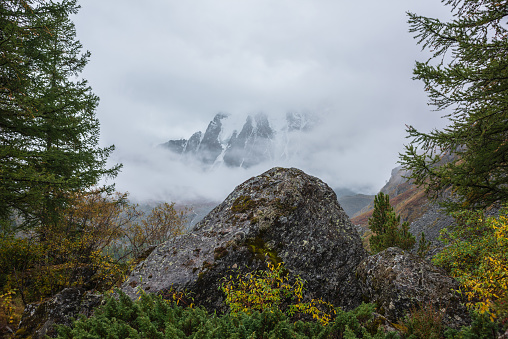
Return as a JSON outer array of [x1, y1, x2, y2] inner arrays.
[[73, 0, 452, 203]]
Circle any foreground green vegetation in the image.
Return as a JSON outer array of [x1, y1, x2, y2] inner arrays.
[[56, 291, 392, 339], [52, 264, 503, 339]]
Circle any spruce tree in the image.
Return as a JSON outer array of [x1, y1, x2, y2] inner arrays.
[[368, 192, 416, 253], [399, 0, 508, 211], [368, 192, 393, 237], [0, 0, 120, 230], [1, 0, 42, 226]]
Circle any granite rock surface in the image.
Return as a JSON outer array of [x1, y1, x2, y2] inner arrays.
[[16, 288, 102, 338], [356, 247, 470, 329]]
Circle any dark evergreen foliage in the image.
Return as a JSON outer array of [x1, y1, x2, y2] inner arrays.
[[368, 192, 416, 254], [416, 232, 431, 258], [0, 0, 120, 231], [400, 0, 508, 211], [443, 311, 501, 338], [56, 290, 395, 339], [54, 289, 503, 338]]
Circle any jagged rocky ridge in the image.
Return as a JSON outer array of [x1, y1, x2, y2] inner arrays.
[[161, 112, 317, 169]]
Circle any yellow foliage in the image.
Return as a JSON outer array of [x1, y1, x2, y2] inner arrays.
[[0, 289, 17, 324], [0, 189, 188, 304], [220, 259, 337, 325], [434, 206, 508, 320], [156, 287, 195, 308], [461, 214, 508, 318]]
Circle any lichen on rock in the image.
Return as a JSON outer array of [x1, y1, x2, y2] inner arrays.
[[356, 247, 470, 329], [15, 288, 102, 338]]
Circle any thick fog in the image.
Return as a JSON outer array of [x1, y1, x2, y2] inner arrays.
[[73, 1, 452, 203]]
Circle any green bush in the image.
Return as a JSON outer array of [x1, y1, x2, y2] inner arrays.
[[399, 302, 444, 339], [368, 193, 415, 254], [56, 290, 395, 338], [443, 311, 500, 339], [53, 278, 506, 338]]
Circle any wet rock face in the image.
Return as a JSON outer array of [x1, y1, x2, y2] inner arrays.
[[121, 167, 367, 312], [16, 288, 102, 338], [356, 247, 470, 329]]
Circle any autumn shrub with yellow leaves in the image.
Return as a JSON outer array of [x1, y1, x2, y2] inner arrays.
[[220, 259, 337, 325], [0, 289, 19, 325], [433, 205, 508, 323]]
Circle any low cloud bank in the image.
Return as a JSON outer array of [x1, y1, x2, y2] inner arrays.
[[105, 111, 406, 204]]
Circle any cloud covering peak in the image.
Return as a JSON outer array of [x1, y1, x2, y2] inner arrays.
[[73, 0, 452, 203]]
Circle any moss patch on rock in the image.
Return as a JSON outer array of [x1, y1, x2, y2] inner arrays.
[[245, 236, 282, 265], [231, 196, 257, 213]]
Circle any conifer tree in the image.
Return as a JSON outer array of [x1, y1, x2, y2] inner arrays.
[[368, 192, 416, 253], [400, 0, 508, 211], [0, 0, 120, 230], [417, 232, 431, 258], [1, 0, 42, 226]]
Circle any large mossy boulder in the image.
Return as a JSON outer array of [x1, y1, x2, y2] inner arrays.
[[356, 247, 470, 329], [121, 167, 368, 312]]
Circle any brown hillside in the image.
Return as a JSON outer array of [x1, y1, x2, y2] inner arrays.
[[350, 167, 429, 229]]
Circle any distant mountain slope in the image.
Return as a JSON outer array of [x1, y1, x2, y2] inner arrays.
[[350, 165, 450, 256], [351, 154, 461, 232], [337, 194, 374, 218], [348, 160, 501, 258], [350, 166, 429, 228]]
